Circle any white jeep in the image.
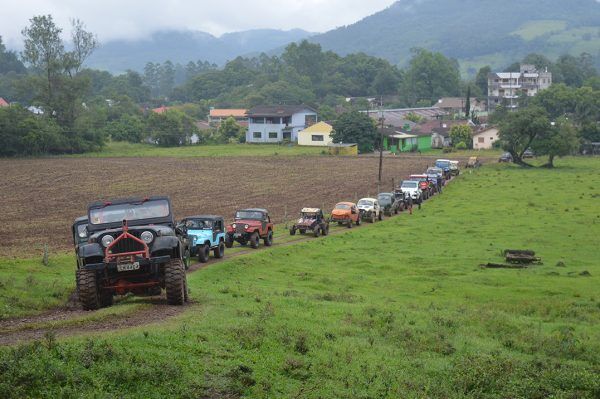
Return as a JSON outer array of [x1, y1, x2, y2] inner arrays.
[[357, 198, 383, 223], [400, 180, 423, 204]]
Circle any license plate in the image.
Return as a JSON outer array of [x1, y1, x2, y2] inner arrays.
[[117, 262, 140, 272]]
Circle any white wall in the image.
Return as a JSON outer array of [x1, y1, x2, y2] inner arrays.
[[473, 128, 499, 150]]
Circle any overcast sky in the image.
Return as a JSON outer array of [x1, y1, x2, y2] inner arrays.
[[1, 0, 396, 48]]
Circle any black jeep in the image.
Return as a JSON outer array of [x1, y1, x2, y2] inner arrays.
[[378, 193, 403, 216], [72, 216, 88, 269], [76, 196, 188, 310], [289, 208, 330, 237]]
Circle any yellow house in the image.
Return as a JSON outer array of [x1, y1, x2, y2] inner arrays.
[[298, 121, 333, 146]]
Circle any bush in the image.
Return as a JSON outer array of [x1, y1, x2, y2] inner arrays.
[[455, 141, 467, 150]]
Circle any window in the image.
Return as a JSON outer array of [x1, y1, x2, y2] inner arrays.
[[283, 132, 291, 140], [253, 132, 262, 139], [269, 132, 278, 139], [489, 137, 494, 141], [312, 135, 324, 142], [305, 114, 317, 127], [478, 137, 484, 143]]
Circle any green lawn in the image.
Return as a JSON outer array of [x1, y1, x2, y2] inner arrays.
[[1, 157, 599, 398], [69, 141, 327, 158]]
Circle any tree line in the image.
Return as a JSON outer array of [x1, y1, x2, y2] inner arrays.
[[0, 14, 598, 156]]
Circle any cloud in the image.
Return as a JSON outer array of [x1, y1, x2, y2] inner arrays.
[[0, 0, 396, 48]]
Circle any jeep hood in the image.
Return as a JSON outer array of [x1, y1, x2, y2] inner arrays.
[[331, 209, 351, 216], [233, 219, 262, 226]]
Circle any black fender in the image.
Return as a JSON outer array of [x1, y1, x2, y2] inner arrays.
[[78, 243, 104, 259], [151, 236, 181, 257]]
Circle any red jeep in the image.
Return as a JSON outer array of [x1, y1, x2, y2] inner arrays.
[[225, 208, 274, 249]]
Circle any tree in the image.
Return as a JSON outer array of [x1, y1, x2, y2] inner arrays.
[[475, 66, 491, 96], [0, 35, 26, 74], [63, 19, 98, 76], [331, 111, 378, 153], [0, 105, 64, 155], [217, 117, 244, 143], [465, 85, 471, 119], [449, 125, 472, 148], [531, 117, 580, 168], [498, 106, 550, 165], [146, 109, 198, 146]]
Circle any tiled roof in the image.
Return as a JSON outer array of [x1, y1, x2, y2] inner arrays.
[[247, 105, 316, 117], [0, 97, 9, 107], [210, 109, 247, 118]]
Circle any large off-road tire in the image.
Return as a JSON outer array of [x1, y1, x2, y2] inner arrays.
[[214, 241, 225, 259], [356, 217, 361, 226], [183, 247, 191, 270], [198, 244, 210, 263], [370, 213, 376, 223], [347, 220, 353, 228], [299, 229, 306, 235], [314, 227, 321, 237], [290, 227, 296, 236], [225, 235, 234, 248], [165, 258, 186, 305], [322, 224, 329, 236], [264, 230, 273, 247], [77, 269, 101, 311], [249, 232, 260, 249]]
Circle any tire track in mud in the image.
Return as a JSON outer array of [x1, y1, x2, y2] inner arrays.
[[0, 218, 400, 345]]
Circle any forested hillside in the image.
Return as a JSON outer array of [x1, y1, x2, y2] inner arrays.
[[311, 0, 600, 73]]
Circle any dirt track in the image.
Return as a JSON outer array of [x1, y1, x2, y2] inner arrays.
[[0, 155, 453, 257]]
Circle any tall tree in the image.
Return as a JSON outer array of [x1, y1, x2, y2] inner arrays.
[[475, 66, 491, 96], [499, 106, 550, 165], [64, 19, 98, 76], [531, 117, 580, 168], [331, 111, 378, 153]]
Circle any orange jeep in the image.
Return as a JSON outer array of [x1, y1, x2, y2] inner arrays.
[[330, 202, 361, 228]]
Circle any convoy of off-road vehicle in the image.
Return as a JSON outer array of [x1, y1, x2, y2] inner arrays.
[[72, 159, 464, 310]]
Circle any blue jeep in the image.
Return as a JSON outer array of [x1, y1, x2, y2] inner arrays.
[[179, 215, 226, 263]]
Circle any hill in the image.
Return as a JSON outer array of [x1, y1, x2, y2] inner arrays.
[[87, 28, 313, 73], [310, 0, 600, 74]]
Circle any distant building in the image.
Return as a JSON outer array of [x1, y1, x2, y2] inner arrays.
[[246, 105, 317, 143], [365, 107, 446, 123], [298, 121, 333, 146], [436, 97, 486, 115], [0, 97, 9, 107], [488, 64, 552, 111], [152, 106, 171, 114], [415, 120, 472, 149], [472, 126, 499, 150], [208, 108, 248, 126]]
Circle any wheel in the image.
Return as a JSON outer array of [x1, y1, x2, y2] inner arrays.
[[356, 217, 361, 226], [240, 240, 248, 246], [314, 227, 321, 237], [225, 235, 234, 248], [264, 230, 273, 247], [299, 229, 306, 235], [77, 269, 102, 311], [322, 224, 329, 236], [213, 241, 225, 258], [379, 212, 383, 221], [347, 221, 353, 228], [198, 244, 209, 263], [249, 232, 260, 249], [290, 227, 296, 236], [165, 258, 186, 305]]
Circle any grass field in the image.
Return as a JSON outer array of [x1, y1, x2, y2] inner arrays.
[[71, 141, 326, 158], [1, 157, 599, 398]]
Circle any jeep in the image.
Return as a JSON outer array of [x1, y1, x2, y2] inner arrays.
[[449, 160, 460, 176], [378, 193, 403, 216], [400, 180, 423, 204], [76, 196, 188, 310], [290, 208, 330, 237], [409, 175, 434, 199], [435, 159, 452, 180], [179, 215, 226, 263], [357, 198, 383, 223], [225, 208, 273, 249], [330, 202, 361, 228]]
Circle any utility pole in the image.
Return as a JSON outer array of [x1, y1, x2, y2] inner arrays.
[[378, 104, 385, 188]]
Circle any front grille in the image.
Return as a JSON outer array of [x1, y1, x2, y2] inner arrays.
[[236, 225, 246, 234], [112, 237, 145, 254]]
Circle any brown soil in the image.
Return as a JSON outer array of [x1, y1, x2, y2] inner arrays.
[[0, 155, 452, 257]]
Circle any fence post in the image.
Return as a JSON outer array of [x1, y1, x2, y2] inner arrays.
[[42, 244, 49, 266]]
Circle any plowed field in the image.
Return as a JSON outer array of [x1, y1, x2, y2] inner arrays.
[[0, 155, 455, 256]]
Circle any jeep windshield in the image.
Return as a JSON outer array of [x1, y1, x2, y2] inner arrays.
[[357, 200, 374, 206], [436, 161, 450, 169], [186, 219, 213, 229], [235, 211, 264, 220], [89, 200, 170, 225], [377, 195, 392, 205], [334, 204, 351, 210], [401, 181, 418, 189]]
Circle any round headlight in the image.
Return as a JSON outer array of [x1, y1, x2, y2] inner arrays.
[[232, 223, 237, 228], [244, 224, 249, 229], [140, 231, 154, 244], [101, 235, 114, 247]]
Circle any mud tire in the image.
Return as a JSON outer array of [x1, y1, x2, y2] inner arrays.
[[165, 258, 186, 305], [77, 269, 102, 311], [214, 241, 225, 258], [198, 244, 210, 263], [250, 232, 260, 249], [264, 230, 273, 247]]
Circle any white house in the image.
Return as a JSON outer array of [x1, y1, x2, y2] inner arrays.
[[298, 121, 333, 146], [472, 127, 499, 150], [246, 105, 318, 143]]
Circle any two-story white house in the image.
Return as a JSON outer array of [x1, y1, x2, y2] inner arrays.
[[246, 105, 318, 143]]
